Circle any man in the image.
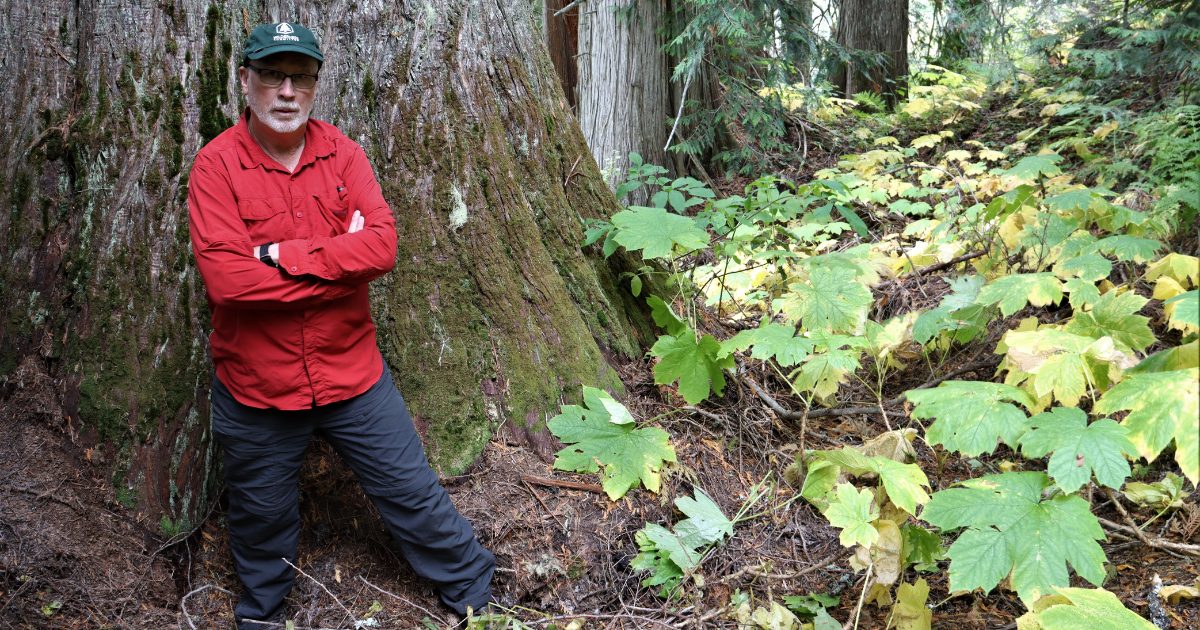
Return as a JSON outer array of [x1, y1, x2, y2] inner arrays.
[[187, 23, 495, 629]]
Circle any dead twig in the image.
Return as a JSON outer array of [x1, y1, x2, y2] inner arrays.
[[180, 584, 235, 630], [717, 549, 849, 584], [872, 250, 986, 292], [282, 558, 357, 623], [1099, 488, 1200, 557], [521, 474, 605, 495], [356, 575, 447, 625]]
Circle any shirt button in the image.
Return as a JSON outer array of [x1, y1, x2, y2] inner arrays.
[[290, 266, 298, 272], [296, 211, 303, 218]]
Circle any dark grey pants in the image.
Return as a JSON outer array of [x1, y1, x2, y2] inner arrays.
[[211, 364, 494, 629]]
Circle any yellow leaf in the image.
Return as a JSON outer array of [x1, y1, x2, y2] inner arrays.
[[945, 149, 972, 162], [875, 136, 900, 146], [903, 99, 934, 116], [1093, 120, 1119, 140], [939, 130, 955, 138], [1040, 103, 1062, 117], [1007, 107, 1027, 118], [1160, 584, 1200, 604], [1154, 276, 1187, 302], [1029, 87, 1052, 99], [1145, 253, 1200, 288], [855, 520, 904, 585], [911, 134, 944, 149], [979, 149, 1008, 161]]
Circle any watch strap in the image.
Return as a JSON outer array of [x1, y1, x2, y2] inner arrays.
[[259, 243, 277, 267]]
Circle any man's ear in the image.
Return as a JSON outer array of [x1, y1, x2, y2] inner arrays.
[[238, 66, 250, 95]]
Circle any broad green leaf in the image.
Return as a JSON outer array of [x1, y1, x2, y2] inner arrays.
[[1056, 254, 1112, 283], [976, 273, 1064, 317], [1034, 587, 1159, 630], [751, 602, 799, 630], [817, 448, 931, 514], [650, 328, 736, 405], [900, 524, 946, 569], [646, 295, 688, 336], [886, 579, 932, 630], [1063, 289, 1154, 352], [673, 489, 733, 548], [1128, 341, 1199, 374], [800, 459, 841, 511], [907, 382, 1035, 456], [718, 323, 815, 367], [921, 472, 1106, 606], [1017, 407, 1136, 492], [611, 206, 710, 259], [1062, 278, 1102, 309], [866, 313, 920, 369], [1166, 290, 1198, 332], [573, 386, 636, 425], [791, 348, 861, 399], [1043, 189, 1095, 213], [1002, 154, 1063, 183], [825, 483, 880, 548], [1094, 368, 1199, 486], [783, 267, 873, 334], [549, 405, 677, 500], [1089, 235, 1163, 263], [813, 608, 841, 630], [783, 593, 840, 618]]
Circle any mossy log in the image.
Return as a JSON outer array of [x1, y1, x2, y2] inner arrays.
[[0, 0, 652, 535]]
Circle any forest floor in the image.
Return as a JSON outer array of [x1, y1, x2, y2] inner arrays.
[[2, 90, 1198, 629]]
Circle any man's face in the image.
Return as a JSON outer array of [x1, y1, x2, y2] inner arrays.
[[239, 52, 320, 134]]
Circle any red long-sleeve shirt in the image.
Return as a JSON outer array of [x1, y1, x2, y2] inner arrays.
[[187, 111, 396, 409]]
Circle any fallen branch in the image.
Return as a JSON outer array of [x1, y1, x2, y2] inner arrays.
[[1097, 517, 1200, 557], [521, 474, 605, 495], [356, 575, 447, 626], [717, 549, 850, 584], [872, 251, 986, 292]]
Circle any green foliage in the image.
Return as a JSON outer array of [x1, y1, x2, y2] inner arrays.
[[547, 387, 677, 500], [719, 322, 815, 367], [1017, 407, 1137, 492], [1063, 289, 1155, 352], [976, 273, 1064, 317], [824, 483, 880, 548], [609, 206, 711, 259], [782, 268, 874, 334], [907, 382, 1035, 457], [921, 472, 1106, 606], [631, 489, 732, 595], [650, 328, 736, 404], [1030, 587, 1159, 630], [1093, 367, 1199, 485], [816, 448, 931, 514]]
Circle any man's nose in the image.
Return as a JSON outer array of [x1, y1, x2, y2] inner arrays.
[[278, 77, 296, 98]]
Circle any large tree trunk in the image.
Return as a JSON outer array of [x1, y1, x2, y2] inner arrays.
[[0, 0, 651, 535], [831, 0, 910, 108], [576, 0, 675, 197]]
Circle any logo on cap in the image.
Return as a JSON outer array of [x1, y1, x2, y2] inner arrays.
[[276, 23, 294, 34]]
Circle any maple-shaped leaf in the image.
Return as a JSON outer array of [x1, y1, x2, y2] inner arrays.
[[646, 295, 688, 336], [719, 322, 814, 367], [610, 206, 710, 259], [1018, 407, 1137, 492], [920, 472, 1106, 606], [976, 273, 1064, 317], [1089, 235, 1163, 263], [817, 448, 931, 514], [1062, 278, 1102, 309], [1034, 587, 1159, 630], [631, 488, 732, 594], [1063, 289, 1155, 352], [1165, 290, 1198, 332], [1043, 189, 1097, 213], [650, 328, 736, 405], [1002, 154, 1063, 183], [825, 483, 880, 548], [1001, 330, 1136, 406], [791, 348, 862, 399], [887, 579, 933, 630], [914, 276, 991, 345], [549, 398, 677, 500], [907, 382, 1035, 457], [783, 267, 874, 334], [1094, 368, 1199, 486], [1056, 253, 1112, 283]]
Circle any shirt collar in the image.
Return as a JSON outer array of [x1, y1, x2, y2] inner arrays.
[[235, 108, 336, 172]]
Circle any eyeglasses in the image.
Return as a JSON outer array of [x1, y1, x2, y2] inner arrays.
[[246, 65, 319, 90]]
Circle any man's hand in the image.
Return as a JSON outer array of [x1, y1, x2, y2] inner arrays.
[[251, 211, 364, 263]]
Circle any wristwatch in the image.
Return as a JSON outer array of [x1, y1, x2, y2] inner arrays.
[[259, 243, 277, 267]]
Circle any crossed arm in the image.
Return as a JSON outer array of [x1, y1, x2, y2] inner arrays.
[[187, 148, 397, 310]]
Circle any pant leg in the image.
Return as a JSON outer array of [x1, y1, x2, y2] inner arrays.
[[316, 366, 495, 614], [211, 375, 315, 629]]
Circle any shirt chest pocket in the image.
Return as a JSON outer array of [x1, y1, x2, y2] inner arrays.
[[312, 191, 351, 237], [237, 198, 294, 242]]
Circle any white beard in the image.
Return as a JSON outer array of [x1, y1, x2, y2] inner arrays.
[[247, 89, 312, 134]]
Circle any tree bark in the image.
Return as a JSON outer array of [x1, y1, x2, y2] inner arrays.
[[544, 0, 581, 109], [576, 0, 675, 197], [831, 0, 910, 108], [0, 0, 652, 534]]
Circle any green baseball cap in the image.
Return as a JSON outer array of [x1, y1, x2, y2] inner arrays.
[[242, 22, 324, 66]]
